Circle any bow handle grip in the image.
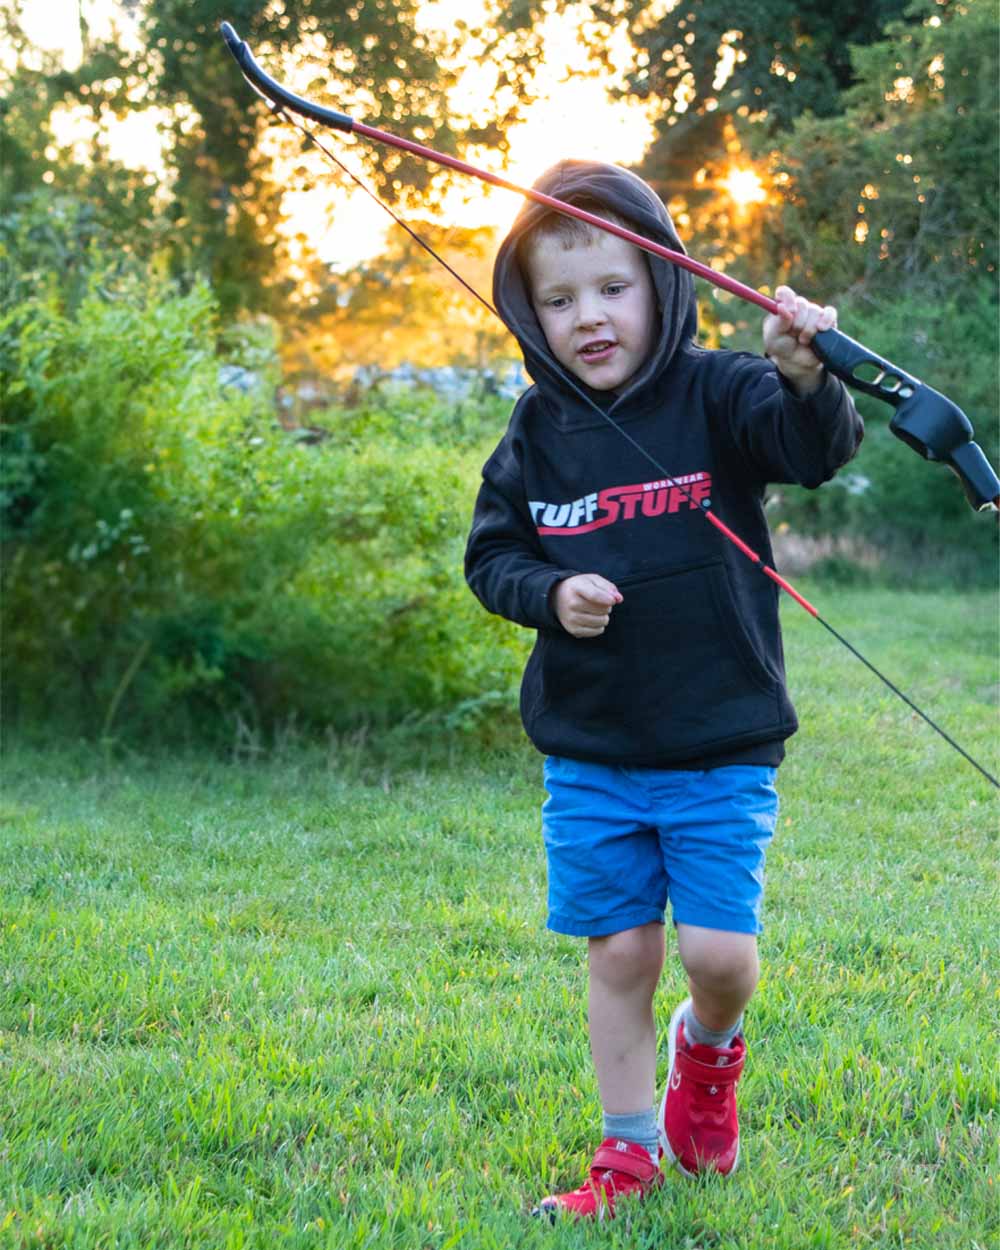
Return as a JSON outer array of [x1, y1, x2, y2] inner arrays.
[[812, 327, 999, 512], [811, 326, 920, 406]]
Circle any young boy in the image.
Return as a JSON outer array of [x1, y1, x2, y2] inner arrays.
[[464, 160, 863, 1219]]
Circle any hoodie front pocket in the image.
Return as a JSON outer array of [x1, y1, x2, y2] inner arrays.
[[526, 559, 785, 761]]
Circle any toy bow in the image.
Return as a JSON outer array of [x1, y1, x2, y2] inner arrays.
[[219, 21, 999, 514], [219, 21, 999, 788]]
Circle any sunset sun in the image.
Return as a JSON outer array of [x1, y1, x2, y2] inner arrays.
[[722, 166, 767, 209]]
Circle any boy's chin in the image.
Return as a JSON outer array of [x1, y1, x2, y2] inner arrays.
[[569, 365, 639, 394]]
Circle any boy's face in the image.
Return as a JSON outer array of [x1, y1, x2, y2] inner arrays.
[[527, 231, 658, 392]]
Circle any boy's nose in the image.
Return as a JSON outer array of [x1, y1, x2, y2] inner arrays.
[[575, 296, 606, 328]]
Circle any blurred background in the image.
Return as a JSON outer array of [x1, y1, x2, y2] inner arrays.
[[2, 0, 997, 747]]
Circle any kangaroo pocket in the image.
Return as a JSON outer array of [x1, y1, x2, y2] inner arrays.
[[522, 559, 791, 762]]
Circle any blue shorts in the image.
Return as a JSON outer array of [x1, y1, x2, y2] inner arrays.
[[541, 757, 779, 938]]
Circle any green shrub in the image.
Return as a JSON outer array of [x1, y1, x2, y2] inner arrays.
[[1, 266, 527, 743]]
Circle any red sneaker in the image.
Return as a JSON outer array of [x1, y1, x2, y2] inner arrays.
[[658, 998, 746, 1178], [533, 1137, 663, 1221]]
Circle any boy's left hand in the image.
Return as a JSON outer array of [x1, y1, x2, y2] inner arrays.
[[763, 285, 837, 397]]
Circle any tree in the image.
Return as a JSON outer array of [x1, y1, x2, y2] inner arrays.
[[1, 0, 492, 315], [482, 2, 920, 194], [766, 0, 997, 298], [755, 0, 998, 571]]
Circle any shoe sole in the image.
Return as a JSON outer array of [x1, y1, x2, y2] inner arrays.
[[658, 996, 740, 1179]]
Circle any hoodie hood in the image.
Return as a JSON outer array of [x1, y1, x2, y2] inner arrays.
[[492, 160, 698, 425]]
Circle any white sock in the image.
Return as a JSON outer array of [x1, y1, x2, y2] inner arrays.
[[683, 1002, 743, 1050], [602, 1107, 659, 1166]]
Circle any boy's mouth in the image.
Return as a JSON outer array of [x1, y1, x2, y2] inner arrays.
[[578, 340, 618, 363]]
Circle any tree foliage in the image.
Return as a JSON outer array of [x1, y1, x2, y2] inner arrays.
[[765, 0, 997, 296], [1, 0, 484, 314], [484, 1, 920, 197], [748, 0, 998, 570]]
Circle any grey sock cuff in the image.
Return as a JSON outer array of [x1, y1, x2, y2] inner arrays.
[[602, 1107, 659, 1164], [684, 1003, 743, 1049]]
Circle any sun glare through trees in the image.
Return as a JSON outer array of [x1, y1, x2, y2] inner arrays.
[[722, 165, 768, 211]]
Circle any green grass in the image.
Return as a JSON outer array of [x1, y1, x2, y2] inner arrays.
[[1, 584, 997, 1249]]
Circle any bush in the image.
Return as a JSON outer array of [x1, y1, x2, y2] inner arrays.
[[1, 266, 527, 743]]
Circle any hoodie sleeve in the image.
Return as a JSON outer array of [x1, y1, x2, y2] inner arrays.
[[715, 354, 864, 488], [465, 453, 578, 631]]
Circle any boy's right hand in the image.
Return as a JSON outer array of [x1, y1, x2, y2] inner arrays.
[[552, 574, 623, 637]]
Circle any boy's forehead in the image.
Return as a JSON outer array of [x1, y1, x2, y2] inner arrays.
[[526, 229, 644, 285]]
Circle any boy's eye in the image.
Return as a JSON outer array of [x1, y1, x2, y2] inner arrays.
[[546, 296, 570, 309], [605, 283, 626, 296]]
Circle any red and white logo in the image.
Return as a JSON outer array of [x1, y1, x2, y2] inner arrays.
[[529, 472, 711, 536]]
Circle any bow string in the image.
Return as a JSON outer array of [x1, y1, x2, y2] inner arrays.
[[219, 21, 999, 790]]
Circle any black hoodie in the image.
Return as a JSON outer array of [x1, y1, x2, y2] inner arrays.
[[465, 161, 863, 769]]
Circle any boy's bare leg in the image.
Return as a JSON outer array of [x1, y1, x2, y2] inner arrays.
[[675, 923, 759, 1031], [587, 922, 666, 1112], [661, 923, 756, 1179]]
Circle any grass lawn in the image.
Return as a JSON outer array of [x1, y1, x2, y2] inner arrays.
[[1, 583, 997, 1249]]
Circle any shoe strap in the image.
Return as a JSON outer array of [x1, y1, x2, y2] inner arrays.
[[590, 1139, 660, 1184], [676, 1046, 745, 1084]]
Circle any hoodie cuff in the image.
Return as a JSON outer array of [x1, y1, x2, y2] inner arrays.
[[524, 568, 579, 630], [776, 367, 841, 414]]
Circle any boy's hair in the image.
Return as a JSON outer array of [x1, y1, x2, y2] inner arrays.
[[517, 199, 637, 270]]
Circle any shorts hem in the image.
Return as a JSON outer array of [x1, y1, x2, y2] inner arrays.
[[546, 908, 666, 938], [671, 906, 762, 936]]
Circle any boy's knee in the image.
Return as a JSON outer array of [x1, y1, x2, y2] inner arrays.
[[589, 923, 665, 989], [678, 926, 759, 994]]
